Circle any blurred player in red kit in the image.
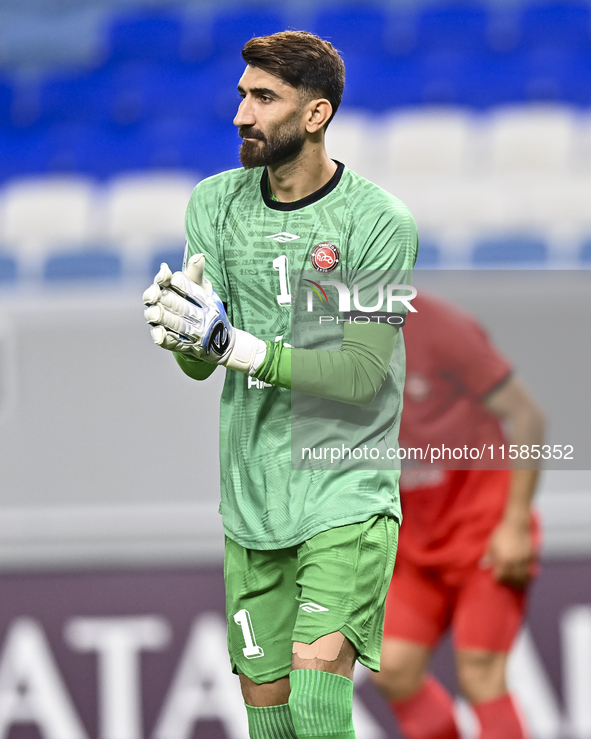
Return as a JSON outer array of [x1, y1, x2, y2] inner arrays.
[[372, 292, 545, 739]]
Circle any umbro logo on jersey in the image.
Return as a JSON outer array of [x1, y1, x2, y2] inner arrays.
[[300, 602, 329, 613], [266, 232, 300, 243]]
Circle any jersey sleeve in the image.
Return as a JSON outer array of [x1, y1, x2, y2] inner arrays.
[[184, 179, 228, 302], [255, 322, 399, 406], [173, 178, 228, 380], [434, 299, 512, 399], [349, 196, 418, 274]]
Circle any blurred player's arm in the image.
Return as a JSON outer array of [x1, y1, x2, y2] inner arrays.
[[483, 376, 545, 586]]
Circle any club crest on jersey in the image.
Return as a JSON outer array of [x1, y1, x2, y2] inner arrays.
[[209, 321, 230, 356], [311, 242, 339, 273]]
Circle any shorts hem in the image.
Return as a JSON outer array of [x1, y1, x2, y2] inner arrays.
[[383, 627, 441, 648], [231, 662, 292, 685], [452, 636, 516, 653], [288, 624, 382, 673], [341, 624, 381, 673]]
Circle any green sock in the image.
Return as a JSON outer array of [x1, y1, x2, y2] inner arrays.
[[245, 702, 297, 739], [288, 669, 356, 739]]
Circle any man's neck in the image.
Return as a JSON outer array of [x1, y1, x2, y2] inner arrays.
[[267, 146, 337, 203]]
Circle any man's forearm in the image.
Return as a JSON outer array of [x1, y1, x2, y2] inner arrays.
[[255, 323, 399, 406], [485, 376, 545, 517], [174, 353, 218, 381]]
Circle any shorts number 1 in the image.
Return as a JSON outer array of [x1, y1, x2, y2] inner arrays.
[[234, 609, 264, 659]]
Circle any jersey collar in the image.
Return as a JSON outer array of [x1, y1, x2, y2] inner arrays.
[[260, 161, 345, 211]]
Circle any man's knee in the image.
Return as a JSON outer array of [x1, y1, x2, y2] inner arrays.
[[372, 638, 432, 701], [239, 674, 291, 707], [456, 649, 508, 704], [291, 632, 356, 676]]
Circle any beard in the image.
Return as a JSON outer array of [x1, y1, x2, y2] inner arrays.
[[239, 116, 305, 169]]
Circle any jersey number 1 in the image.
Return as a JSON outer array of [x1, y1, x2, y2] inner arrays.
[[272, 255, 292, 306], [234, 609, 264, 659]]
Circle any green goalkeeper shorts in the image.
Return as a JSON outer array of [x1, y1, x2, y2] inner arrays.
[[224, 515, 399, 684]]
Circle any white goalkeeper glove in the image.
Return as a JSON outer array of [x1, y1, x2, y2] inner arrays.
[[143, 254, 267, 375]]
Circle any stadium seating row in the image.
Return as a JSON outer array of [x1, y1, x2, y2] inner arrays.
[[2, 1, 591, 70], [4, 44, 591, 129], [0, 233, 589, 284], [1, 103, 591, 182], [0, 164, 589, 285], [329, 106, 591, 176]]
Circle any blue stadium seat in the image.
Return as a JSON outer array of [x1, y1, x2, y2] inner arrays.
[[211, 8, 286, 58], [472, 237, 548, 266], [77, 123, 151, 178], [419, 50, 471, 105], [579, 240, 591, 263], [0, 126, 52, 180], [106, 11, 184, 63], [522, 47, 591, 103], [415, 3, 490, 53], [150, 247, 185, 278], [107, 61, 165, 126], [414, 243, 441, 269], [40, 67, 113, 124], [0, 79, 12, 126], [180, 12, 214, 63], [43, 122, 100, 173], [111, 61, 201, 124], [143, 117, 203, 170], [0, 255, 18, 283], [0, 8, 100, 69], [519, 2, 591, 51], [43, 250, 122, 282], [343, 55, 424, 110], [458, 50, 528, 108], [143, 117, 240, 175], [313, 4, 390, 57]]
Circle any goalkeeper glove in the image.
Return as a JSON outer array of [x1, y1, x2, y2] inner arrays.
[[143, 254, 267, 375]]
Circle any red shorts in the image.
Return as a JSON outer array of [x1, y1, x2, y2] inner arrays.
[[383, 557, 528, 652]]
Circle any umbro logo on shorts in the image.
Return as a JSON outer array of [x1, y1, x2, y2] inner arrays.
[[300, 602, 329, 613], [266, 232, 300, 243]]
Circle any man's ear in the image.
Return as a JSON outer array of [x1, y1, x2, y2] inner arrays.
[[305, 98, 333, 133]]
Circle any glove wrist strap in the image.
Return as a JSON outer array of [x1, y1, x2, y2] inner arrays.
[[223, 330, 267, 375]]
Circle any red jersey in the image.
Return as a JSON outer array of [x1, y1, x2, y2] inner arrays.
[[398, 292, 513, 569]]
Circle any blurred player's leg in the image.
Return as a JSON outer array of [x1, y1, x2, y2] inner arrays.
[[374, 638, 459, 738], [372, 562, 460, 739], [453, 566, 530, 739], [388, 674, 460, 739], [473, 694, 528, 739]]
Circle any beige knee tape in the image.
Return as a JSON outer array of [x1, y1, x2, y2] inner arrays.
[[292, 631, 346, 662]]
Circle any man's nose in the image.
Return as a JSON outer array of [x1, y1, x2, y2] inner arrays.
[[234, 97, 255, 128]]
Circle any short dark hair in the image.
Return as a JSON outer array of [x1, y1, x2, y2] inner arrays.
[[241, 31, 345, 127]]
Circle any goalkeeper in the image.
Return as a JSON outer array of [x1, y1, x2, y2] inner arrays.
[[143, 31, 417, 739]]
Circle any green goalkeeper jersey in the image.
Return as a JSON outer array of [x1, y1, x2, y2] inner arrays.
[[184, 162, 417, 550]]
